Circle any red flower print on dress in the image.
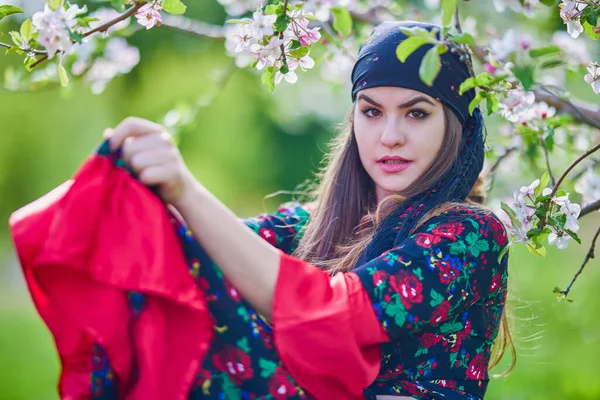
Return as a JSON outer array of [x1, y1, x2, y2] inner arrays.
[[436, 260, 459, 284], [488, 217, 507, 247], [432, 222, 465, 241], [268, 368, 298, 399], [195, 369, 212, 386], [431, 300, 450, 324], [390, 270, 423, 309], [420, 332, 442, 348], [212, 345, 254, 385], [466, 353, 487, 380], [414, 233, 442, 248], [372, 270, 388, 287], [490, 272, 502, 292], [259, 227, 278, 246]]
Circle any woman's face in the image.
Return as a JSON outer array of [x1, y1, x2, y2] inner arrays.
[[354, 86, 446, 204]]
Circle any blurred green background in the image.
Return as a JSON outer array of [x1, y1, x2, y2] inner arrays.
[[1, 1, 600, 399]]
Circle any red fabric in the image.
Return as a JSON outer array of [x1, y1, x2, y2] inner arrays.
[[273, 252, 390, 400], [9, 155, 214, 399]]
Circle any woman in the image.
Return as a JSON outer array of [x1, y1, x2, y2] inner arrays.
[[13, 21, 512, 399]]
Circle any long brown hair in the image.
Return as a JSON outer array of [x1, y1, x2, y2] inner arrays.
[[292, 102, 516, 374]]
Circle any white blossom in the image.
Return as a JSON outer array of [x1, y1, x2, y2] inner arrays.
[[584, 62, 600, 95], [552, 31, 591, 66], [499, 89, 536, 123], [135, 2, 162, 30], [32, 4, 87, 59], [250, 11, 277, 40]]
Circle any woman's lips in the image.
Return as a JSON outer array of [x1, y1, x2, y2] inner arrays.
[[377, 160, 413, 173]]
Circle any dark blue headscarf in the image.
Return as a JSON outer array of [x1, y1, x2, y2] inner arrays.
[[352, 21, 485, 266]]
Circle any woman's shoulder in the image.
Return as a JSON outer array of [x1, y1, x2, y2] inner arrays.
[[274, 200, 315, 220], [414, 202, 509, 251]]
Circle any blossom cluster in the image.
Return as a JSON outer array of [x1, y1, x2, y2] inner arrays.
[[505, 177, 581, 251], [225, 6, 321, 87], [31, 3, 87, 59], [498, 89, 557, 131]]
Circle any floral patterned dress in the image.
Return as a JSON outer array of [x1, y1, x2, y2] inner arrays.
[[90, 196, 508, 400]]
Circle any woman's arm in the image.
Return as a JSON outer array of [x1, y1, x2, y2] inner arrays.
[[174, 175, 282, 319]]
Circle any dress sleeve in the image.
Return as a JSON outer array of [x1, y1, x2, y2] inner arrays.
[[241, 201, 312, 255], [273, 209, 509, 397]]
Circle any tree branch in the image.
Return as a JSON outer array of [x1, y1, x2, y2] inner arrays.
[[580, 198, 600, 218], [161, 15, 225, 38], [560, 223, 600, 298], [471, 43, 600, 130], [29, 2, 144, 69]]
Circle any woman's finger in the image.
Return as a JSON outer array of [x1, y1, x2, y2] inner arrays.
[[129, 148, 175, 175], [138, 163, 178, 186], [109, 117, 165, 151], [121, 131, 169, 164]]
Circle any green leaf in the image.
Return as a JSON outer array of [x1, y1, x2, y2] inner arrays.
[[540, 59, 565, 70], [583, 20, 600, 40], [163, 0, 186, 14], [289, 39, 301, 51], [5, 45, 22, 55], [259, 358, 278, 378], [399, 26, 430, 38], [528, 45, 560, 58], [0, 5, 23, 20], [331, 6, 352, 37], [46, 0, 63, 11], [539, 0, 558, 5], [526, 241, 546, 257], [486, 94, 499, 114], [58, 63, 69, 87], [439, 321, 463, 334], [565, 229, 582, 245], [468, 91, 486, 114], [9, 31, 22, 47], [221, 375, 241, 400], [513, 64, 535, 90], [497, 243, 510, 264], [274, 14, 290, 33], [429, 288, 445, 308], [265, 3, 283, 15], [450, 32, 475, 45], [290, 46, 310, 59], [225, 18, 250, 24], [535, 172, 550, 198], [441, 0, 458, 28], [236, 336, 250, 353], [385, 298, 407, 327], [19, 18, 32, 43], [69, 30, 84, 44], [76, 16, 100, 29], [395, 36, 429, 62], [261, 67, 275, 92], [581, 6, 599, 27], [419, 46, 441, 87]]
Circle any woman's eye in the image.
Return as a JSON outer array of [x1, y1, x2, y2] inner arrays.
[[408, 109, 429, 119], [362, 108, 381, 118]]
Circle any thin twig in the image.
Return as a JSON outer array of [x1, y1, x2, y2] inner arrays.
[[560, 224, 600, 298], [0, 42, 47, 55], [551, 142, 600, 197], [541, 135, 556, 186], [489, 146, 519, 175], [580, 198, 600, 218], [30, 2, 144, 69]]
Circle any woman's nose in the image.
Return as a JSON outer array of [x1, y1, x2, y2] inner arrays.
[[380, 120, 406, 148]]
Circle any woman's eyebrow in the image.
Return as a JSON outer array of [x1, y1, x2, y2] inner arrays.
[[357, 93, 436, 109]]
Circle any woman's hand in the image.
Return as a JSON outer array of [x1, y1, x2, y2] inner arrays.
[[103, 116, 194, 207]]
